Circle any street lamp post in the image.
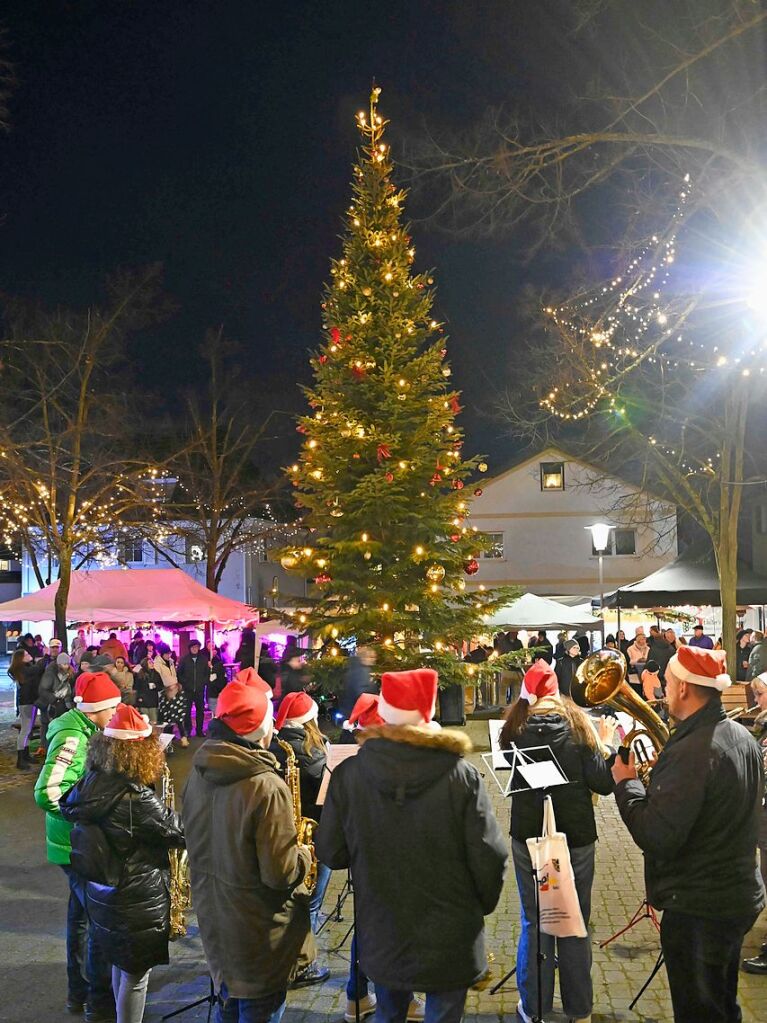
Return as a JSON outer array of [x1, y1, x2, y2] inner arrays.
[[586, 523, 613, 615]]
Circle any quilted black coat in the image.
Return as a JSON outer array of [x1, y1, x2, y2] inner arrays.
[[61, 768, 184, 974]]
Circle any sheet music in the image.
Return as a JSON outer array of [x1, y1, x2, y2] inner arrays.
[[316, 744, 359, 805]]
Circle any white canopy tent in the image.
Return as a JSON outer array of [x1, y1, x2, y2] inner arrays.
[[482, 591, 603, 632]]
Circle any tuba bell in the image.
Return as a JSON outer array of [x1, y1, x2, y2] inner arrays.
[[570, 648, 669, 784]]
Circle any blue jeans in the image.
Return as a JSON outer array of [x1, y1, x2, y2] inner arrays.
[[61, 865, 114, 1012], [373, 986, 466, 1023], [512, 838, 594, 1021], [310, 862, 333, 932], [216, 984, 286, 1023], [346, 934, 371, 1001]]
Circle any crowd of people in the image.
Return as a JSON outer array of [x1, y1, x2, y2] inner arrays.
[[9, 622, 766, 1023]]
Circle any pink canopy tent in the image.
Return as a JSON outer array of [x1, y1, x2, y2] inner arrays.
[[0, 568, 258, 625]]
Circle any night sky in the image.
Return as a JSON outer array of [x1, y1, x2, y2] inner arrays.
[[0, 1, 581, 470]]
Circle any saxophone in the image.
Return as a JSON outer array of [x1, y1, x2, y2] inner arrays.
[[276, 739, 318, 893], [161, 763, 192, 940]]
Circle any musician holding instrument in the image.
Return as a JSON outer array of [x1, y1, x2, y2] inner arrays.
[[501, 661, 615, 1023], [271, 691, 333, 936], [611, 647, 765, 1023], [317, 667, 508, 1023], [182, 680, 315, 1023], [60, 703, 184, 1023]]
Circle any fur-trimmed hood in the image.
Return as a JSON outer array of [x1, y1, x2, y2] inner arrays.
[[356, 723, 472, 756], [353, 724, 472, 805]]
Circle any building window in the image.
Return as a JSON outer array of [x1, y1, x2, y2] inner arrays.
[[592, 529, 637, 556], [482, 533, 505, 559], [614, 528, 637, 556], [540, 461, 565, 491], [118, 538, 144, 564]]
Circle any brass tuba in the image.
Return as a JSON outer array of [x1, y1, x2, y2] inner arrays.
[[571, 648, 669, 783], [277, 739, 318, 893], [161, 763, 192, 940]]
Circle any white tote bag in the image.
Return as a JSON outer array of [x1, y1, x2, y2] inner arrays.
[[525, 795, 587, 938]]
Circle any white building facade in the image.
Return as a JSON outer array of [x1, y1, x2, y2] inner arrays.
[[468, 447, 677, 601]]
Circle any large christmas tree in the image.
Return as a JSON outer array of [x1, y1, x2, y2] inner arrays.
[[282, 88, 516, 680]]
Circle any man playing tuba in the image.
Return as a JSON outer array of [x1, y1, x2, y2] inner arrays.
[[611, 646, 765, 1023]]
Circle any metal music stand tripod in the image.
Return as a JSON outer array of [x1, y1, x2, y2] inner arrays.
[[162, 976, 216, 1023], [629, 950, 665, 1011]]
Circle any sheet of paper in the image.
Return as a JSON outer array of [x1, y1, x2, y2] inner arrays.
[[487, 719, 511, 769], [516, 760, 568, 790], [158, 732, 174, 751], [317, 744, 360, 804]]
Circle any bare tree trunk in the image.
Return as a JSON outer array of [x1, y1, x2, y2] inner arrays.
[[717, 388, 749, 669], [54, 550, 72, 650]]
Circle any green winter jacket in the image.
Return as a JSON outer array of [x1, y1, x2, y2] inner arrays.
[[34, 708, 98, 864]]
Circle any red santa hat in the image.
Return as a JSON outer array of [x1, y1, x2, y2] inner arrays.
[[233, 666, 273, 697], [347, 693, 384, 729], [520, 662, 559, 706], [275, 691, 318, 730], [215, 681, 273, 741], [379, 668, 438, 726], [667, 646, 731, 691], [74, 672, 121, 714], [103, 703, 153, 740]]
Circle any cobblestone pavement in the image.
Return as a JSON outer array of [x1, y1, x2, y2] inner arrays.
[[1, 720, 765, 1023]]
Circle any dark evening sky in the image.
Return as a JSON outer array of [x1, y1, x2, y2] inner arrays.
[[0, 1, 580, 469]]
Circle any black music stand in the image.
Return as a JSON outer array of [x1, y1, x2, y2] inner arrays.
[[629, 950, 665, 1010], [488, 744, 569, 1023], [161, 977, 216, 1022]]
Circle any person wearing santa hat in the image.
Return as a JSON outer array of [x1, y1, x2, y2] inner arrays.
[[34, 671, 121, 1021], [500, 661, 615, 1023], [270, 691, 333, 945], [339, 692, 385, 743], [612, 646, 766, 1022], [233, 665, 274, 698], [61, 703, 184, 1023], [182, 681, 318, 1022], [316, 667, 508, 1023]]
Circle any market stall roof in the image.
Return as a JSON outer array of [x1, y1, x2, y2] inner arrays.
[[603, 545, 767, 609], [0, 568, 258, 624], [483, 591, 603, 631]]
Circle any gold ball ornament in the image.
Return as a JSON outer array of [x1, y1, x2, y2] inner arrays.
[[425, 564, 446, 584], [280, 553, 299, 570], [478, 462, 488, 473]]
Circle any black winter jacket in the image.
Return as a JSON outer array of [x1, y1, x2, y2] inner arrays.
[[614, 698, 766, 919], [177, 652, 211, 694], [316, 725, 508, 991], [61, 768, 184, 974], [648, 636, 673, 677], [12, 660, 44, 705], [208, 656, 228, 698], [504, 711, 614, 847], [134, 659, 161, 710], [270, 725, 327, 821], [554, 655, 582, 699]]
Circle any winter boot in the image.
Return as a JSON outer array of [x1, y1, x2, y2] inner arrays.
[[16, 750, 29, 771]]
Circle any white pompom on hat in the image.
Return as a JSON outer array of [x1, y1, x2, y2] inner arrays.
[[103, 703, 153, 740], [379, 668, 438, 726], [667, 646, 731, 691]]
